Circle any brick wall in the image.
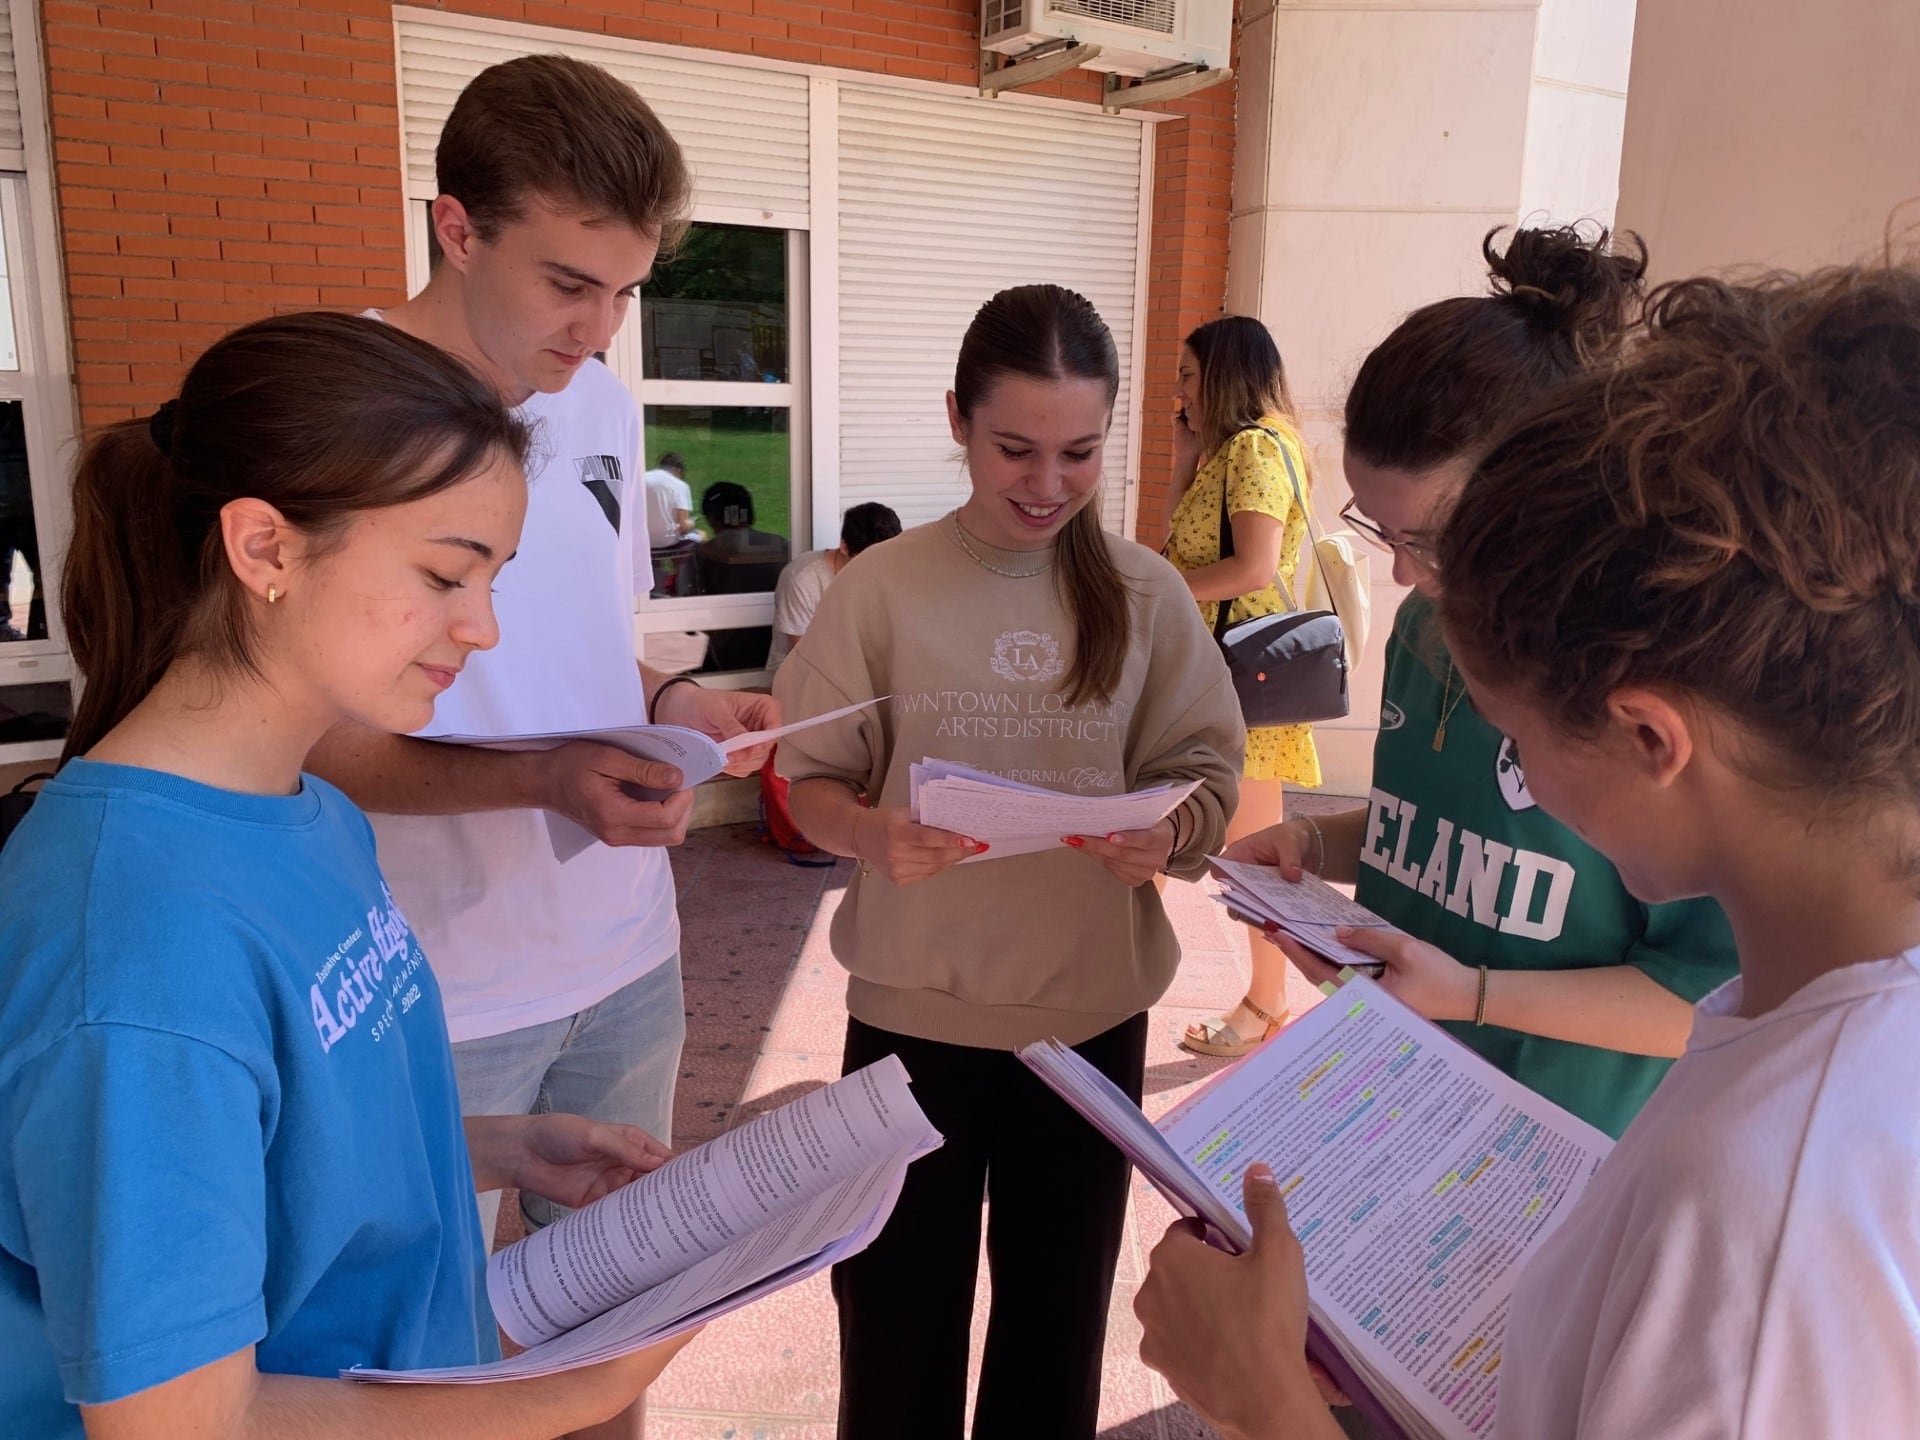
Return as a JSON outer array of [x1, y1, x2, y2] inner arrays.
[[42, 0, 1236, 540]]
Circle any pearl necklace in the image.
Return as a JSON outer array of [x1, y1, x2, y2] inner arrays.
[[949, 511, 1055, 578]]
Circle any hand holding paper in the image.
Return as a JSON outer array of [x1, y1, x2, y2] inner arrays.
[[910, 759, 1200, 863], [1207, 857, 1395, 976], [433, 697, 885, 861]]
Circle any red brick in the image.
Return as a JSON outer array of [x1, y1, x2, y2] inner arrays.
[[45, 23, 155, 57], [212, 153, 312, 181], [171, 213, 269, 240], [117, 233, 223, 260], [167, 171, 270, 199], [217, 197, 315, 222], [117, 11, 208, 41], [116, 55, 210, 84], [300, 31, 390, 61]]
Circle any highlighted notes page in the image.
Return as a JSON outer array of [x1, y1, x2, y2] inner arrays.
[[1158, 982, 1610, 1440]]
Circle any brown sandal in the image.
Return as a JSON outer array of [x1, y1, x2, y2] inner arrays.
[[1181, 997, 1286, 1057]]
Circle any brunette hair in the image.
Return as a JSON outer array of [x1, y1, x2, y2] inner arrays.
[[840, 502, 901, 557], [436, 54, 692, 246], [1184, 315, 1304, 457], [1439, 262, 1920, 811], [1346, 223, 1649, 472], [954, 284, 1128, 705], [60, 312, 531, 763], [701, 481, 754, 529]]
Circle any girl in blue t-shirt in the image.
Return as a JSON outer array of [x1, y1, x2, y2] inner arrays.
[[0, 313, 692, 1438]]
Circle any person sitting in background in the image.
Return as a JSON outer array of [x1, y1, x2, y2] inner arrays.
[[643, 452, 699, 598], [694, 481, 788, 586], [766, 501, 902, 674], [644, 452, 697, 547], [695, 482, 790, 671]]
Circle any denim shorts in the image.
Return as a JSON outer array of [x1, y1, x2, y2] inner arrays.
[[454, 952, 686, 1236]]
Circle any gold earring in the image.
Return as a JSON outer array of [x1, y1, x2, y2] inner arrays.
[[267, 585, 279, 605]]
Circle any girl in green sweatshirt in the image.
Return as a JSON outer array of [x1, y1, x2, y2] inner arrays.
[[1228, 225, 1739, 1139]]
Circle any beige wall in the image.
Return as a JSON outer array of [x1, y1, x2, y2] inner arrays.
[[1229, 0, 1636, 797], [1616, 0, 1920, 280]]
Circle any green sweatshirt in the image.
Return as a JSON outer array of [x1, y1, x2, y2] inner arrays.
[[1354, 595, 1740, 1138]]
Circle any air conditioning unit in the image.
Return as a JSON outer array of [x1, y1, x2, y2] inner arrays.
[[982, 0, 1230, 78]]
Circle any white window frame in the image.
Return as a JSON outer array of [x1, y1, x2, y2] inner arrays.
[[0, 0, 82, 765], [609, 224, 810, 647]]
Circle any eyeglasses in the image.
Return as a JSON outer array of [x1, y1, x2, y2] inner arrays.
[[1339, 498, 1439, 570]]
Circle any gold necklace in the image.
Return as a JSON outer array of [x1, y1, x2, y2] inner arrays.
[[1434, 663, 1468, 752], [950, 512, 1054, 578]]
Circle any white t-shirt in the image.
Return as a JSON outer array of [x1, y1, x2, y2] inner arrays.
[[370, 360, 678, 1043], [765, 548, 837, 672], [1497, 949, 1920, 1439], [643, 468, 693, 548]]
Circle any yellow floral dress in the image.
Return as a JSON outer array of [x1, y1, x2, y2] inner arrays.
[[1164, 415, 1322, 786]]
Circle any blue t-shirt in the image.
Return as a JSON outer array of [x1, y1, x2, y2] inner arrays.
[[0, 761, 496, 1433]]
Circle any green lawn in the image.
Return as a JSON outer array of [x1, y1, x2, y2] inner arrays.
[[643, 420, 792, 542]]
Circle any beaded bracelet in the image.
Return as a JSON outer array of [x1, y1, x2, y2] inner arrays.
[[1474, 965, 1491, 1027]]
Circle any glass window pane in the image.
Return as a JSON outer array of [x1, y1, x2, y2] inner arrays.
[[0, 197, 17, 373], [643, 405, 791, 601], [641, 224, 787, 383], [0, 678, 69, 746], [0, 403, 44, 643]]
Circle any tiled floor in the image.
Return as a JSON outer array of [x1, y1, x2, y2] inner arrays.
[[526, 806, 1347, 1438]]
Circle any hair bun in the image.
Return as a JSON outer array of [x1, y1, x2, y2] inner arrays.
[[1485, 222, 1650, 361]]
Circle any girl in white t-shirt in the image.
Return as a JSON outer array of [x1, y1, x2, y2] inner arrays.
[[1131, 263, 1920, 1440]]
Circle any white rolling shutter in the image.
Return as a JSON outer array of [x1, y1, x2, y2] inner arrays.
[[837, 85, 1145, 534], [394, 17, 809, 225], [0, 7, 23, 171]]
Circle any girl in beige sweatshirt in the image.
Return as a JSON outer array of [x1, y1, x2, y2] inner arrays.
[[776, 284, 1243, 1440]]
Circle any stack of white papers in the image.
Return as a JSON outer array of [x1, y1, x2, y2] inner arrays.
[[349, 1056, 940, 1384], [910, 758, 1200, 860], [1208, 856, 1394, 975]]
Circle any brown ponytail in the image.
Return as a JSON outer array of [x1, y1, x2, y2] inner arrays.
[[954, 284, 1129, 705], [61, 311, 530, 762], [1345, 222, 1649, 471]]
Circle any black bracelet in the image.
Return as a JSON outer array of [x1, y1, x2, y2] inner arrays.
[[648, 674, 702, 725], [1167, 801, 1189, 863]]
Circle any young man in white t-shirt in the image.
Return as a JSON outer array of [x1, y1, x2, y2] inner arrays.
[[306, 58, 776, 1437], [765, 501, 900, 672]]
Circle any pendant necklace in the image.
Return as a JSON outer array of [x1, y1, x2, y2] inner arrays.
[[950, 511, 1054, 578], [1434, 663, 1468, 752]]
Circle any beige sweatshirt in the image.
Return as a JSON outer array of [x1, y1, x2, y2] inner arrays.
[[774, 517, 1245, 1049]]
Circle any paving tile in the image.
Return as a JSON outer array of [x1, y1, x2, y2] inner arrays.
[[646, 1412, 838, 1439], [646, 1273, 840, 1422], [760, 973, 856, 1057]]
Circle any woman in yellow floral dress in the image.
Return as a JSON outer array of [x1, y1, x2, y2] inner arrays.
[[1165, 315, 1319, 1056]]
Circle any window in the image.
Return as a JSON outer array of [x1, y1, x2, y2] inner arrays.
[[626, 221, 806, 677], [0, 161, 78, 763]]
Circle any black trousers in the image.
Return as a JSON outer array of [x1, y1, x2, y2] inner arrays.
[[833, 1013, 1148, 1440]]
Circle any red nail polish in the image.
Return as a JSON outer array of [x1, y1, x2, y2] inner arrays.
[[976, 842, 991, 854], [1063, 836, 1084, 848]]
